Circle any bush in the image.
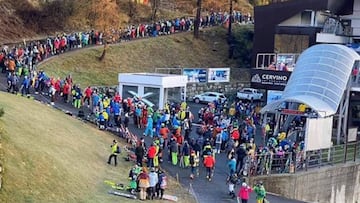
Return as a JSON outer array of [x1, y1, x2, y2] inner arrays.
[[0, 108, 4, 118]]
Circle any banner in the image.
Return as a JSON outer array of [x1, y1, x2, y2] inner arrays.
[[207, 68, 230, 83], [183, 68, 207, 83], [250, 69, 291, 91]]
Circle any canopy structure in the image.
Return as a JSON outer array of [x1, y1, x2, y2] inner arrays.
[[261, 44, 360, 117], [118, 73, 187, 109]]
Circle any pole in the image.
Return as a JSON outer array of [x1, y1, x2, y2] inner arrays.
[[194, 0, 202, 38]]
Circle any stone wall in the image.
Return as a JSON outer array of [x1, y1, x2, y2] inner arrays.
[[249, 163, 360, 203]]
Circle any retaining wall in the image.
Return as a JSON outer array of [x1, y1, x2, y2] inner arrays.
[[249, 163, 360, 203]]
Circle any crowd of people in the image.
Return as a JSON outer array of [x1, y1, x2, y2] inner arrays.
[[0, 9, 293, 202]]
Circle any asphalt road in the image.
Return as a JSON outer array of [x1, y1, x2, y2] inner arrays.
[[0, 76, 306, 203]]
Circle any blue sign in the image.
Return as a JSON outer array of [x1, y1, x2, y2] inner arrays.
[[183, 68, 207, 83]]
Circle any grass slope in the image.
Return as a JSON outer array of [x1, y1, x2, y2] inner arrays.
[[39, 26, 241, 87], [0, 92, 194, 203]]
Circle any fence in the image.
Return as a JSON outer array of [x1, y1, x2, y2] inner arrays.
[[245, 141, 360, 176]]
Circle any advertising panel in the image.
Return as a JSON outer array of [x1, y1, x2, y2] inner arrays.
[[267, 90, 283, 104], [207, 68, 230, 83], [250, 69, 291, 91], [183, 68, 207, 83]]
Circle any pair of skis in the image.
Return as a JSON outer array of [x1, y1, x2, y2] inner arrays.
[[105, 180, 137, 199]]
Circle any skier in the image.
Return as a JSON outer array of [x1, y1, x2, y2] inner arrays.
[[189, 150, 199, 179], [226, 173, 238, 199], [203, 151, 215, 181], [107, 140, 120, 166]]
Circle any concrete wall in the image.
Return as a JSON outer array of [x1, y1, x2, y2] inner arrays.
[[250, 163, 360, 203]]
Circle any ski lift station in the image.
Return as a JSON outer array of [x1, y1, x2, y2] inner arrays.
[[118, 73, 188, 109], [260, 44, 360, 151]]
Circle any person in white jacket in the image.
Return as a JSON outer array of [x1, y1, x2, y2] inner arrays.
[[148, 168, 159, 200]]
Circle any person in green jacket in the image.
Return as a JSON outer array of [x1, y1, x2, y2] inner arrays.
[[107, 140, 120, 166], [254, 181, 267, 203]]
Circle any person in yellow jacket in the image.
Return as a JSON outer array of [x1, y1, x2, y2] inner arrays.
[[102, 111, 109, 128], [153, 140, 160, 167], [107, 140, 120, 166]]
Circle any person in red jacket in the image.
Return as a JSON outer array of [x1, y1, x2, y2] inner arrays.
[[147, 143, 157, 168], [62, 82, 70, 103], [84, 86, 93, 108], [203, 151, 215, 181], [231, 128, 240, 142], [238, 182, 252, 203]]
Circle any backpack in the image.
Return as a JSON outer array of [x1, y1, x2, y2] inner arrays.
[[115, 145, 121, 154]]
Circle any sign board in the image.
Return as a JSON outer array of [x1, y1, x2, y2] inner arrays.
[[207, 68, 230, 83], [183, 68, 207, 83], [348, 127, 358, 142], [305, 117, 333, 151], [267, 90, 283, 104], [250, 69, 291, 91], [281, 109, 305, 115]]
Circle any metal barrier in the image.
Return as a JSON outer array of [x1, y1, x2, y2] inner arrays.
[[246, 141, 360, 176], [305, 141, 360, 170], [244, 151, 304, 176]]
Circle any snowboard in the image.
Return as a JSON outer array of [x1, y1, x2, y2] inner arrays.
[[108, 190, 137, 199]]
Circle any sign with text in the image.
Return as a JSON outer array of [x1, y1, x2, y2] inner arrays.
[[207, 68, 230, 83], [183, 68, 207, 83], [250, 69, 291, 91]]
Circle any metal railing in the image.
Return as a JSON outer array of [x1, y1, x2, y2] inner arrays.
[[245, 141, 360, 176]]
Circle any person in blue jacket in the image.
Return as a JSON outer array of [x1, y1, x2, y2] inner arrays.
[[113, 101, 121, 127], [21, 75, 30, 96], [144, 115, 154, 137]]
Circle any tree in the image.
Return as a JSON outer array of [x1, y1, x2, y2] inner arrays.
[[88, 0, 121, 61], [89, 0, 121, 31], [193, 0, 202, 38], [150, 0, 160, 21], [128, 0, 138, 20]]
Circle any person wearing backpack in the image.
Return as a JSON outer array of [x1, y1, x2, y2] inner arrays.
[[156, 169, 167, 199], [107, 140, 120, 166]]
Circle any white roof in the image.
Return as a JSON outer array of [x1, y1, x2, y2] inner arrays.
[[261, 44, 360, 117], [118, 73, 187, 88]]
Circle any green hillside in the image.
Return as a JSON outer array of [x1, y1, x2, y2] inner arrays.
[[39, 26, 248, 87], [0, 93, 194, 203]]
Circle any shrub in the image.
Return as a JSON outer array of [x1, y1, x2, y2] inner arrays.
[[0, 108, 4, 118]]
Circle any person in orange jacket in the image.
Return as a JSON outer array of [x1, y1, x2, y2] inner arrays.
[[203, 151, 215, 181]]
